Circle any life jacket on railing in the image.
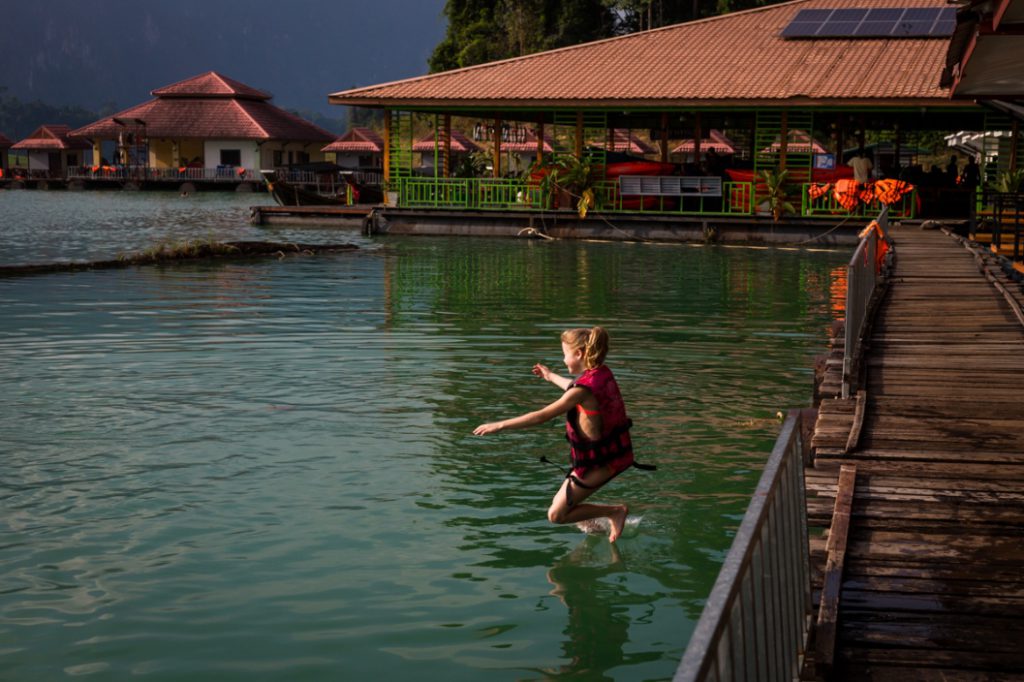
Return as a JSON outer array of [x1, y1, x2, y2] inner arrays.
[[873, 178, 914, 206], [833, 178, 861, 211], [858, 220, 890, 274], [808, 183, 832, 200]]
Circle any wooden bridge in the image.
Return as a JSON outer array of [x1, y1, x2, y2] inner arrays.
[[808, 224, 1024, 678]]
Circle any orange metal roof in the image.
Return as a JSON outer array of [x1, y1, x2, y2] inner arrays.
[[329, 0, 963, 109], [321, 127, 384, 153], [412, 129, 480, 153], [70, 73, 332, 143], [11, 125, 92, 151]]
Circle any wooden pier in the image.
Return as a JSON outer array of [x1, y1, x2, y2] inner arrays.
[[808, 225, 1024, 678], [249, 204, 376, 228]]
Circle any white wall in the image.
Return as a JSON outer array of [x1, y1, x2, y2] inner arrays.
[[203, 140, 260, 169], [28, 151, 50, 170]]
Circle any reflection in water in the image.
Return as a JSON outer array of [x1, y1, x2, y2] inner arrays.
[[542, 540, 631, 681]]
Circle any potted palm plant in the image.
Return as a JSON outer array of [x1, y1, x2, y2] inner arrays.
[[758, 168, 796, 222]]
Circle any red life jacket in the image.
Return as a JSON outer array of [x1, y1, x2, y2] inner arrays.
[[565, 365, 634, 471]]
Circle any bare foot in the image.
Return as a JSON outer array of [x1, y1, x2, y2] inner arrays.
[[608, 505, 629, 543]]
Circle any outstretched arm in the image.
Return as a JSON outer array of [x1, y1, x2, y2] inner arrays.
[[473, 386, 586, 435], [533, 363, 573, 391]]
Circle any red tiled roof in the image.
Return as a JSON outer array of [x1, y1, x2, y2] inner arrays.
[[69, 74, 332, 143], [11, 125, 92, 151], [152, 71, 271, 100], [412, 129, 481, 153], [329, 0, 963, 108], [763, 129, 828, 153], [0, 133, 12, 149], [672, 130, 737, 154], [321, 127, 384, 153], [607, 129, 656, 155]]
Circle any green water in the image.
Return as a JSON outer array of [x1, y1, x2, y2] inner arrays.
[[0, 192, 846, 680]]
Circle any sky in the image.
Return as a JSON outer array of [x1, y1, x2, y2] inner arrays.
[[0, 0, 448, 117]]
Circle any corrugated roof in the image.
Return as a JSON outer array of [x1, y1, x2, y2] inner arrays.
[[497, 128, 554, 153], [412, 129, 480, 153], [11, 125, 92, 151], [321, 127, 385, 153], [69, 74, 333, 142], [329, 0, 961, 108]]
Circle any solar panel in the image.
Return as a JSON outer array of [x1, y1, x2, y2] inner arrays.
[[854, 20, 897, 36], [781, 6, 958, 39], [818, 21, 863, 36], [782, 21, 826, 37]]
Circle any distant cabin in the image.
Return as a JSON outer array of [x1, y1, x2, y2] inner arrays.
[[70, 71, 333, 174], [322, 128, 384, 170], [10, 125, 91, 178]]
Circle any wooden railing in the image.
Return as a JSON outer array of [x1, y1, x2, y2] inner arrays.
[[66, 166, 259, 182], [674, 410, 812, 682]]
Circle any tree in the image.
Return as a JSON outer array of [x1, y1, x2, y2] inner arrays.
[[428, 0, 614, 72]]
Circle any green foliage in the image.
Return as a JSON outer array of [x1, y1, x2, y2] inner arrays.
[[0, 90, 100, 140], [430, 0, 801, 72], [452, 150, 489, 178], [758, 168, 796, 222], [528, 155, 601, 218], [995, 168, 1024, 194], [429, 0, 614, 72]]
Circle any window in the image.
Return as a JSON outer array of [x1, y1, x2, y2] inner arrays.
[[220, 149, 242, 166], [273, 150, 283, 167]]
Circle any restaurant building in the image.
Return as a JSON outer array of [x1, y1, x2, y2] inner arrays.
[[328, 0, 1019, 239]]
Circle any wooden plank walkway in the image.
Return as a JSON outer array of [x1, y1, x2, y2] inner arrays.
[[807, 225, 1024, 679]]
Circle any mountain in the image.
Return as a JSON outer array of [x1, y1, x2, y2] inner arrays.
[[0, 0, 446, 119]]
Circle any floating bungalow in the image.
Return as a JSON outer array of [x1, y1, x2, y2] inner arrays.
[[325, 0, 1021, 242], [322, 127, 384, 171], [412, 129, 479, 172], [9, 125, 91, 185], [69, 71, 333, 190]]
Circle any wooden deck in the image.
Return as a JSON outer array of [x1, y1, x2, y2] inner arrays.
[[808, 225, 1024, 679]]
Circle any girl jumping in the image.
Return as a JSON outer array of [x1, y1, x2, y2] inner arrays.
[[473, 326, 652, 542]]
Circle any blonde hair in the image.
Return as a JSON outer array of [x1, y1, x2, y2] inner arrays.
[[561, 326, 609, 369]]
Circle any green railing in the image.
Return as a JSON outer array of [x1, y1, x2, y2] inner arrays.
[[801, 183, 916, 219], [398, 177, 754, 216]]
